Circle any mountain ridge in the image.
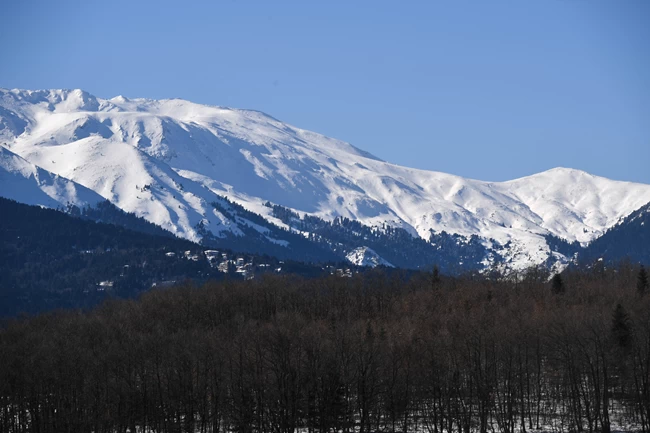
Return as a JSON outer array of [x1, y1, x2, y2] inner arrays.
[[2, 87, 649, 271]]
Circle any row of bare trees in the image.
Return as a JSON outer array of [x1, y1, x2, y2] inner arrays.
[[1, 265, 650, 433]]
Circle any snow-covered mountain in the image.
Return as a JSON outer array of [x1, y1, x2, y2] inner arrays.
[[2, 87, 650, 270], [0, 146, 103, 209]]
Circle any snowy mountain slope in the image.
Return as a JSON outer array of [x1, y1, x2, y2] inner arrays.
[[346, 247, 394, 268], [2, 88, 650, 270], [578, 201, 650, 265], [0, 146, 104, 209]]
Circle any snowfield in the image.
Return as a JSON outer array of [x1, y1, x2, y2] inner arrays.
[[0, 146, 104, 209], [2, 88, 650, 270], [346, 247, 394, 268]]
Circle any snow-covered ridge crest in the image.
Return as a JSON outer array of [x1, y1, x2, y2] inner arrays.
[[2, 87, 650, 270]]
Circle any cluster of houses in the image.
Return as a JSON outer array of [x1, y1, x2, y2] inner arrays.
[[95, 249, 358, 292], [163, 249, 280, 280], [170, 249, 357, 279], [332, 267, 354, 278]]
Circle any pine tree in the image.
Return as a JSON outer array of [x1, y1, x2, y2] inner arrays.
[[637, 265, 649, 296], [551, 273, 565, 294], [612, 303, 632, 349], [430, 265, 440, 289]]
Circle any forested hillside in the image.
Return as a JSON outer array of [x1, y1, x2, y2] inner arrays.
[[1, 266, 649, 433], [578, 201, 650, 265], [67, 199, 180, 239], [0, 198, 331, 316], [266, 202, 490, 272]]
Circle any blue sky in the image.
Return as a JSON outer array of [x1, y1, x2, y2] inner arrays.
[[1, 0, 648, 183]]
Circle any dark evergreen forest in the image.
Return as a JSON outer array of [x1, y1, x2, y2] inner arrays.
[[265, 202, 490, 272], [0, 198, 331, 316], [579, 202, 650, 265], [2, 265, 650, 433]]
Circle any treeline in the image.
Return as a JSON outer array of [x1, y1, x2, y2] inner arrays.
[[206, 198, 341, 263], [1, 265, 650, 433], [579, 202, 650, 265], [65, 200, 179, 239], [0, 197, 221, 315], [265, 202, 489, 272]]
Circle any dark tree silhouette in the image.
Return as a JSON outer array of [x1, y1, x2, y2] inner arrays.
[[612, 303, 632, 349], [2, 265, 650, 433], [638, 265, 649, 296], [551, 273, 565, 294]]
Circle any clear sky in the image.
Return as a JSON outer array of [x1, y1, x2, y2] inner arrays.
[[1, 0, 648, 183]]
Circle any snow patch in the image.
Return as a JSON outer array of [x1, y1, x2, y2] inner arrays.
[[346, 247, 393, 268]]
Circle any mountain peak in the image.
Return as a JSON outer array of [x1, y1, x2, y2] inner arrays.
[[545, 166, 589, 175]]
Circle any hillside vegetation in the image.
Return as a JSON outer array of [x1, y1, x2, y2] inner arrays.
[[2, 266, 650, 432]]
